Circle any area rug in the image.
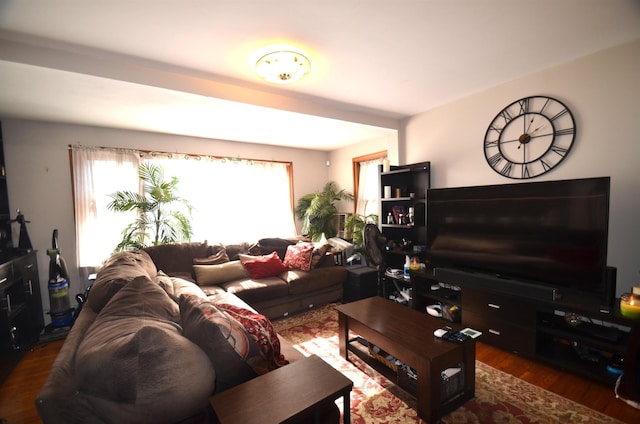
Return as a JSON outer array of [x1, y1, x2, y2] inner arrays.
[[272, 303, 623, 424]]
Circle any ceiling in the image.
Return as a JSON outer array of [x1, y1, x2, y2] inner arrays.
[[1, 0, 639, 151]]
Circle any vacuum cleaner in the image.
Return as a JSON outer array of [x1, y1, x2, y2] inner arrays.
[[46, 229, 74, 327]]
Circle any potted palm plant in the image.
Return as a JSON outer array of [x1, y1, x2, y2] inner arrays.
[[107, 163, 194, 252], [295, 181, 354, 241]]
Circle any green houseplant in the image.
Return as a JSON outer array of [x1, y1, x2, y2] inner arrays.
[[107, 163, 194, 252], [344, 213, 379, 249], [295, 181, 354, 241]]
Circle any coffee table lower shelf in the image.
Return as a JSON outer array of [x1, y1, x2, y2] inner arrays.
[[345, 337, 470, 413], [336, 297, 476, 424]]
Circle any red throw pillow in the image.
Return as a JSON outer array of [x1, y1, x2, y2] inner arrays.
[[242, 251, 287, 279], [283, 242, 315, 271]]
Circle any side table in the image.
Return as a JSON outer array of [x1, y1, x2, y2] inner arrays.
[[210, 354, 353, 423]]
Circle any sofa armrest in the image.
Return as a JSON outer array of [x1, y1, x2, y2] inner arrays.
[[35, 308, 102, 423]]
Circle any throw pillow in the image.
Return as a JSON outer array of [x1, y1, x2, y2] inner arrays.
[[310, 242, 331, 269], [283, 242, 315, 271], [216, 303, 289, 372], [193, 248, 229, 265], [242, 251, 287, 279], [193, 260, 250, 286], [179, 295, 260, 392], [257, 237, 296, 260]]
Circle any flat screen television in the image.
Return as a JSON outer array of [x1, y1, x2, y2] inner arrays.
[[425, 177, 611, 304]]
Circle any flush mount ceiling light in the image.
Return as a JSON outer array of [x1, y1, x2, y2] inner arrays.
[[255, 49, 311, 84]]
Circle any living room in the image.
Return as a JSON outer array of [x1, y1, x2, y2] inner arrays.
[[0, 1, 638, 309], [1, 1, 640, 423]]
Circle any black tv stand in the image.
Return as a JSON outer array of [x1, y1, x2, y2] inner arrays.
[[411, 268, 637, 386]]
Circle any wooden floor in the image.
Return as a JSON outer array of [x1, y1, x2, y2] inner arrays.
[[1, 339, 640, 424]]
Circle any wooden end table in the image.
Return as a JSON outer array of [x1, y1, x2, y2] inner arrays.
[[210, 354, 353, 423], [336, 297, 475, 423]]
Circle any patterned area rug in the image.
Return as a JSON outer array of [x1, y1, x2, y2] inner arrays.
[[272, 303, 623, 424]]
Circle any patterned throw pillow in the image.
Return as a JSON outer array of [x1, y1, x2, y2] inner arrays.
[[216, 303, 289, 373], [179, 295, 259, 392], [283, 242, 315, 271]]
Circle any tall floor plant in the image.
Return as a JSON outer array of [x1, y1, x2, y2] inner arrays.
[[295, 181, 354, 241], [107, 163, 193, 251]]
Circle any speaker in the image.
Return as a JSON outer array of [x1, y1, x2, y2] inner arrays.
[[433, 267, 560, 301], [600, 266, 616, 313]]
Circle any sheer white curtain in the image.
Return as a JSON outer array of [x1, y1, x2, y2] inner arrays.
[[147, 156, 296, 244], [71, 147, 140, 271], [356, 157, 385, 219], [72, 147, 297, 273]]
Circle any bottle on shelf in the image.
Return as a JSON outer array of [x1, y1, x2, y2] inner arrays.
[[407, 207, 414, 226], [404, 255, 410, 279]]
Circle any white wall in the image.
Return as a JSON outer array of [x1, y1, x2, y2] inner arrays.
[[402, 39, 640, 296], [2, 120, 330, 319]]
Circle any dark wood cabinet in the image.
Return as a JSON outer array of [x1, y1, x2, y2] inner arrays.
[[0, 122, 44, 383], [0, 251, 43, 383]]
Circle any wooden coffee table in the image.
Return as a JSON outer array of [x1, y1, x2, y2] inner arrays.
[[210, 354, 353, 423], [336, 297, 475, 423]]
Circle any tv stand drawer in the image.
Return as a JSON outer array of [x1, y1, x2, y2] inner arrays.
[[464, 310, 536, 356], [463, 287, 535, 326]]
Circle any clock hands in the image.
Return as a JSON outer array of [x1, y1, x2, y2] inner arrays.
[[524, 115, 535, 134]]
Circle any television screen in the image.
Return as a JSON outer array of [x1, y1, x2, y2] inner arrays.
[[425, 177, 610, 296]]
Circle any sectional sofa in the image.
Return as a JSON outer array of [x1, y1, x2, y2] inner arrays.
[[35, 239, 347, 423]]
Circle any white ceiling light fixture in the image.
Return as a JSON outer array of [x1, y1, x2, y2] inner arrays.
[[255, 48, 312, 84]]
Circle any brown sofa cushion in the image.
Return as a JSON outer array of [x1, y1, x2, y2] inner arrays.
[[286, 266, 349, 295], [155, 271, 207, 302], [75, 276, 215, 423], [179, 295, 258, 393], [143, 241, 209, 276], [87, 250, 157, 314], [221, 276, 289, 303]]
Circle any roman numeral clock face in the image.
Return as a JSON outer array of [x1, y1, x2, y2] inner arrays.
[[484, 96, 576, 179]]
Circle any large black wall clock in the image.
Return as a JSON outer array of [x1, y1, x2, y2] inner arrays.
[[483, 96, 576, 179]]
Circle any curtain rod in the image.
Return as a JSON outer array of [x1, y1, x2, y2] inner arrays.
[[68, 144, 292, 166]]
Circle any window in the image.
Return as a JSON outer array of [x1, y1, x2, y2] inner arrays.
[[71, 146, 296, 268], [353, 152, 386, 220]]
